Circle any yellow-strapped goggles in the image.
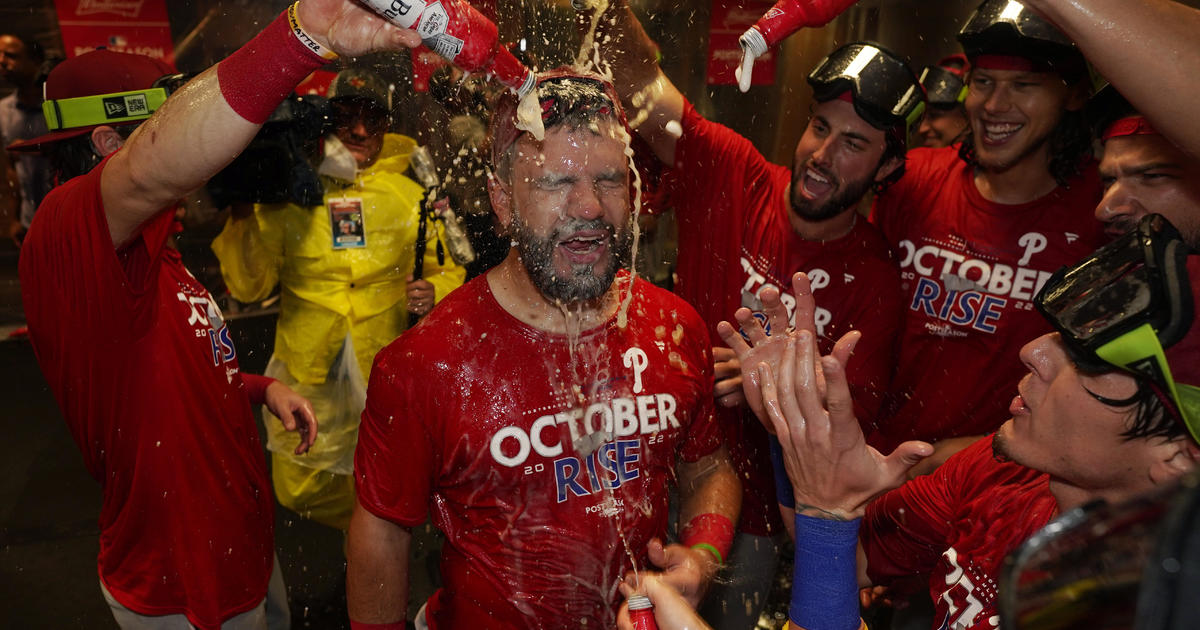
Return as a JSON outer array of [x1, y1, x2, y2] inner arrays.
[[42, 87, 169, 131], [1035, 214, 1199, 441]]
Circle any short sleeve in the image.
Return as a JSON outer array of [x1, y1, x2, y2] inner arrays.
[[354, 343, 438, 527], [668, 100, 775, 223], [20, 152, 175, 342]]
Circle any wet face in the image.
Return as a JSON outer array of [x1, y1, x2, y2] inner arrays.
[[917, 105, 969, 148], [790, 98, 896, 222], [965, 67, 1080, 172], [331, 99, 387, 169], [498, 120, 632, 303], [1097, 134, 1200, 247], [994, 333, 1154, 486], [0, 35, 36, 85]]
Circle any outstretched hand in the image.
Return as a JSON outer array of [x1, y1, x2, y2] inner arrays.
[[717, 273, 857, 431], [756, 331, 931, 520], [296, 0, 423, 57], [263, 380, 319, 455]]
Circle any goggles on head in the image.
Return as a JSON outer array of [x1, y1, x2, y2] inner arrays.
[[1035, 214, 1200, 441], [919, 65, 968, 108], [958, 0, 1074, 52], [807, 42, 926, 140]]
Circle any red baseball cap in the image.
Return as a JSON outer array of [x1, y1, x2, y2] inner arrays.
[[8, 48, 173, 153]]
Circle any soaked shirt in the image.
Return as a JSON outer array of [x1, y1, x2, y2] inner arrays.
[[870, 147, 1105, 451], [667, 100, 904, 536], [19, 155, 274, 629], [863, 436, 1056, 630], [355, 273, 720, 629]]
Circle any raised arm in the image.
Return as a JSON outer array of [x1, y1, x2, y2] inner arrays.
[[583, 0, 684, 164], [101, 0, 421, 246], [346, 500, 413, 625], [1022, 0, 1200, 159]]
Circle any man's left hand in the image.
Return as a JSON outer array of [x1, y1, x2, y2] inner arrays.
[[263, 380, 319, 454], [406, 276, 436, 317], [624, 538, 716, 608]]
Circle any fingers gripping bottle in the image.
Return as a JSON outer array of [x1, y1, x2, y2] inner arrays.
[[736, 0, 858, 92], [627, 594, 659, 630], [361, 0, 536, 97]]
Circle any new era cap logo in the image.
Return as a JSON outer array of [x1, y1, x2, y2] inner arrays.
[[101, 94, 150, 119]]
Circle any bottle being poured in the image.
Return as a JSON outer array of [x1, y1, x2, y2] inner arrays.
[[358, 0, 537, 100], [736, 0, 858, 92]]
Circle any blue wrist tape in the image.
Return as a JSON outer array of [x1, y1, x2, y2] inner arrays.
[[790, 513, 862, 630], [769, 435, 796, 508]]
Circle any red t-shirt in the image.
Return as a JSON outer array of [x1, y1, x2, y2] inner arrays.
[[19, 156, 274, 630], [870, 147, 1105, 451], [667, 101, 904, 535], [355, 273, 722, 629], [863, 435, 1057, 630]]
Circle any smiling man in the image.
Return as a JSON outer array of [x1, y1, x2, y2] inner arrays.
[[345, 71, 740, 630], [868, 0, 1107, 470], [590, 4, 915, 622]]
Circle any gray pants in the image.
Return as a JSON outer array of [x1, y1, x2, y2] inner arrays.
[[100, 555, 290, 630]]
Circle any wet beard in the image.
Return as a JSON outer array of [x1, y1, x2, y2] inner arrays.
[[512, 217, 632, 304], [789, 163, 874, 223]]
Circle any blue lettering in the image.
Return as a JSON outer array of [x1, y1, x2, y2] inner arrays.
[[948, 292, 980, 327], [218, 325, 236, 362], [974, 296, 1006, 333], [937, 289, 959, 320], [616, 440, 641, 484], [554, 458, 589, 503], [584, 450, 602, 491], [910, 277, 940, 316], [596, 443, 621, 490], [208, 329, 222, 366]]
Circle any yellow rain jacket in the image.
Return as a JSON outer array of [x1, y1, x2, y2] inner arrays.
[[212, 133, 466, 386]]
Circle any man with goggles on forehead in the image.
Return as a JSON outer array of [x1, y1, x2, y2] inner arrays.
[[867, 0, 1107, 474], [712, 213, 1200, 630], [916, 55, 970, 149], [1020, 0, 1200, 161], [587, 3, 917, 624]]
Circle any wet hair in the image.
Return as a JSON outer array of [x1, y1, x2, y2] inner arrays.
[[494, 77, 620, 183], [45, 124, 137, 183], [957, 106, 1091, 186], [1084, 374, 1182, 443]]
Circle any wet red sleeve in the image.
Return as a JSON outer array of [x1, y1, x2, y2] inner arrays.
[[354, 344, 438, 527]]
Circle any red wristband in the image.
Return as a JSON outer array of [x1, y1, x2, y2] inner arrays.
[[349, 622, 405, 630], [679, 513, 735, 565], [242, 373, 276, 406], [217, 3, 332, 124]]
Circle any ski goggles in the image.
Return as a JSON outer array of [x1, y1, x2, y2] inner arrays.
[[958, 0, 1074, 51], [807, 42, 925, 135], [1035, 214, 1200, 441], [919, 65, 968, 107]]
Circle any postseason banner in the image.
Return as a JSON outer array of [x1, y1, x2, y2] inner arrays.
[[53, 0, 177, 68], [706, 0, 776, 86]]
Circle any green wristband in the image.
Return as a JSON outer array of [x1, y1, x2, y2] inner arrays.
[[691, 542, 723, 565]]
